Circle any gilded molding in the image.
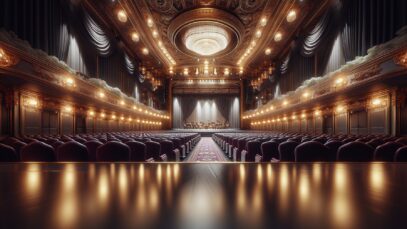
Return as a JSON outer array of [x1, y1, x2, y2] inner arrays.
[[394, 51, 407, 68], [0, 47, 19, 67], [351, 65, 382, 83]]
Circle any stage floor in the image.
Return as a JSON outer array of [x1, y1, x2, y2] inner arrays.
[[171, 128, 243, 136]]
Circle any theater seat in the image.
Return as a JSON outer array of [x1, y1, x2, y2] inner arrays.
[[324, 140, 344, 162], [337, 142, 374, 162], [21, 142, 56, 162], [84, 140, 103, 161], [96, 142, 130, 162], [160, 140, 176, 161], [295, 141, 330, 162], [279, 141, 299, 162], [242, 140, 261, 162], [261, 141, 280, 161], [374, 142, 404, 161], [57, 141, 89, 162], [125, 141, 147, 162], [145, 141, 161, 161], [0, 143, 18, 162], [394, 146, 407, 162]]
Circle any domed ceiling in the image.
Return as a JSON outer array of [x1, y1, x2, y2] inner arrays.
[[83, 0, 331, 82]]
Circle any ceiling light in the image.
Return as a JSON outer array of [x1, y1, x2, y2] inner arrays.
[[152, 30, 159, 38], [224, 68, 230, 76], [147, 18, 154, 27], [183, 68, 189, 75], [255, 30, 262, 38], [274, 32, 283, 42], [142, 48, 149, 55], [260, 17, 267, 26], [131, 32, 140, 42], [184, 25, 230, 56], [265, 48, 272, 55], [117, 10, 127, 23], [287, 10, 297, 23]]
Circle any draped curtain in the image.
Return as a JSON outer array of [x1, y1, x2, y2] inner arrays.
[[172, 96, 240, 128], [0, 0, 150, 100], [266, 0, 407, 97]]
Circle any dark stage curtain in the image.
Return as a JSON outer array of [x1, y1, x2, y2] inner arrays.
[[266, 0, 407, 97], [0, 0, 146, 98]]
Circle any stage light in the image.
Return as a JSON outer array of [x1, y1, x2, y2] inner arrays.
[[117, 10, 127, 23], [287, 10, 297, 23]]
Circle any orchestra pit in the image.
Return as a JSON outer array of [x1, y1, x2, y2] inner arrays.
[[0, 0, 407, 228]]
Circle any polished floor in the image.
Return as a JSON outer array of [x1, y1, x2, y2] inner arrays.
[[0, 163, 406, 229], [186, 137, 228, 162]]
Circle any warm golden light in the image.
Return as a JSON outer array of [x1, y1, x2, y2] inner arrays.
[[302, 91, 310, 98], [89, 110, 95, 116], [63, 105, 73, 113], [265, 48, 272, 55], [314, 110, 321, 116], [98, 91, 105, 98], [260, 17, 267, 26], [119, 100, 125, 106], [147, 18, 154, 27], [274, 32, 283, 42], [100, 113, 106, 118], [117, 10, 128, 23], [26, 97, 39, 108], [255, 30, 262, 38], [65, 77, 75, 87], [283, 100, 288, 106], [131, 32, 140, 42], [287, 10, 297, 23], [142, 48, 149, 55], [336, 105, 345, 113]]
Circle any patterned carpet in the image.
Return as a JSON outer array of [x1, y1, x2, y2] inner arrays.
[[187, 137, 228, 162]]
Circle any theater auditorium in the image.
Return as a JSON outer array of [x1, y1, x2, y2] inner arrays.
[[1, 0, 407, 228]]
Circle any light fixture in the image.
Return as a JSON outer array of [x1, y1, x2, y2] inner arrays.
[[120, 116, 125, 121], [117, 10, 127, 23], [152, 30, 159, 38], [336, 105, 345, 113], [101, 113, 106, 118], [287, 10, 297, 23], [111, 114, 116, 120], [255, 30, 262, 38], [283, 100, 288, 106], [25, 97, 39, 108], [260, 17, 267, 26], [301, 113, 306, 119], [142, 48, 149, 55], [98, 91, 105, 99], [64, 77, 75, 87], [183, 68, 189, 76], [184, 25, 230, 56], [371, 98, 384, 106], [302, 91, 310, 98], [131, 32, 140, 42], [224, 68, 230, 76], [335, 77, 346, 86], [119, 100, 125, 106], [274, 32, 283, 42], [265, 48, 272, 55], [292, 115, 297, 120], [63, 105, 73, 113], [89, 111, 95, 116], [314, 110, 321, 116], [147, 18, 154, 27]]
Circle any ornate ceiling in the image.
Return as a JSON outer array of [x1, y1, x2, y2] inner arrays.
[[84, 0, 330, 80]]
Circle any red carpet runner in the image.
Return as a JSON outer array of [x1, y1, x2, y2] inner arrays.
[[186, 137, 228, 162]]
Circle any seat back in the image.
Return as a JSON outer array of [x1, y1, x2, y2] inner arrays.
[[84, 140, 103, 161], [145, 141, 161, 161], [279, 141, 299, 162], [295, 141, 329, 162], [245, 140, 261, 162], [261, 141, 279, 161], [337, 142, 374, 162], [160, 140, 175, 161], [324, 140, 344, 162], [125, 141, 146, 162], [96, 141, 130, 162], [394, 146, 407, 162], [374, 142, 403, 161], [0, 143, 18, 162], [57, 141, 89, 162], [21, 142, 56, 162]]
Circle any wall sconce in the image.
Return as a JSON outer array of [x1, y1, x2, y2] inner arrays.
[[336, 105, 346, 114], [64, 77, 76, 88], [314, 110, 321, 116], [282, 100, 288, 106], [119, 100, 125, 106], [117, 10, 128, 23], [100, 113, 106, 118], [301, 113, 306, 119], [98, 91, 105, 99], [334, 76, 347, 88], [24, 97, 40, 108], [371, 98, 386, 107], [88, 110, 95, 116], [63, 105, 73, 113], [111, 114, 116, 120]]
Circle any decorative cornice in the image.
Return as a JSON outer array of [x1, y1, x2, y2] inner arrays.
[[0, 47, 19, 67]]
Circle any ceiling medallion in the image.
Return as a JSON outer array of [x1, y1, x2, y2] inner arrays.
[[168, 8, 244, 58]]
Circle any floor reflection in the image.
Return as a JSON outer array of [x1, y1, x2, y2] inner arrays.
[[2, 163, 407, 228]]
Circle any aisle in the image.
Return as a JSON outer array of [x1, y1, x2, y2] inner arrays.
[[186, 137, 228, 162]]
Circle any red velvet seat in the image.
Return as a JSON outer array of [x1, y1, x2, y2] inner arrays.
[[125, 141, 147, 162], [261, 141, 280, 161], [295, 141, 330, 162], [20, 142, 56, 162], [96, 141, 130, 162], [57, 141, 89, 162], [0, 143, 18, 162], [374, 142, 404, 161], [279, 141, 299, 162], [337, 142, 374, 162]]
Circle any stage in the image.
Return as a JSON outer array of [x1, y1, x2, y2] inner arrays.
[[170, 128, 244, 137]]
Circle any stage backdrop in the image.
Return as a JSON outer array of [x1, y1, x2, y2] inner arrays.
[[173, 96, 240, 128]]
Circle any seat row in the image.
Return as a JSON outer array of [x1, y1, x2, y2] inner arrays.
[[0, 132, 201, 162], [213, 133, 407, 162]]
